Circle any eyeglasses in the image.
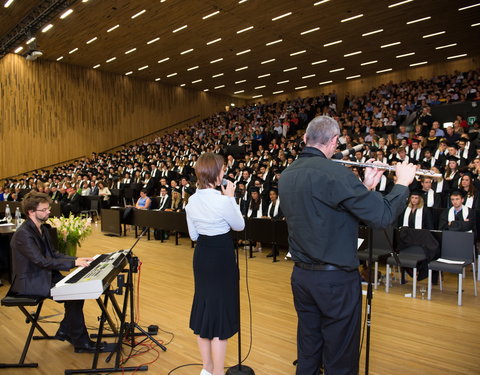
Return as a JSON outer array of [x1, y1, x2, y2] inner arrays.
[[36, 207, 51, 212]]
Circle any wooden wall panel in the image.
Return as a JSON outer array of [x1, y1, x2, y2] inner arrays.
[[256, 57, 480, 110], [0, 54, 243, 178]]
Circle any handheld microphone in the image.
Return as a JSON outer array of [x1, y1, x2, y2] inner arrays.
[[332, 144, 364, 160]]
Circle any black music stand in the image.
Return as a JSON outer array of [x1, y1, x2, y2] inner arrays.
[[65, 229, 165, 375]]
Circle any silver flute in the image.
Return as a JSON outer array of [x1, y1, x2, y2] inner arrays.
[[331, 159, 442, 178]]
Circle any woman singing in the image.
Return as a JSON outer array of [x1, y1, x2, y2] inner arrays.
[[185, 152, 245, 375]]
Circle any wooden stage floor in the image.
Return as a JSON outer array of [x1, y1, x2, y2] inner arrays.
[[1, 225, 479, 375]]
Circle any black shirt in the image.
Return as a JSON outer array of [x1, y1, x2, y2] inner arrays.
[[279, 146, 409, 268]]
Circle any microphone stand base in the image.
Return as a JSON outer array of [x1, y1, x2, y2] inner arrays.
[[225, 365, 255, 375]]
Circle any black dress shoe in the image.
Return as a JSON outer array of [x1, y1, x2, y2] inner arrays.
[[74, 340, 106, 353], [55, 330, 72, 344]]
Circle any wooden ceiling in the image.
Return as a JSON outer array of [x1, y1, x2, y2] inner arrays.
[[1, 0, 479, 100]]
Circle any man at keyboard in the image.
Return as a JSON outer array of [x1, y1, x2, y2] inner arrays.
[[10, 192, 103, 353]]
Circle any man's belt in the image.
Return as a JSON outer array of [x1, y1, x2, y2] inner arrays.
[[294, 262, 356, 272]]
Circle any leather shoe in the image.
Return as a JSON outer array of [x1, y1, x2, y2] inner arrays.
[[74, 340, 106, 353], [54, 330, 72, 344]]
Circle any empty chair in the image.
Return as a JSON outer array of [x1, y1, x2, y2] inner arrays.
[[427, 231, 477, 306], [358, 227, 394, 289]]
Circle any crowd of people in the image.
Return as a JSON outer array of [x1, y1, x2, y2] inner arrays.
[[0, 69, 479, 231]]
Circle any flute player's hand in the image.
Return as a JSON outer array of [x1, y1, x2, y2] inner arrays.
[[363, 159, 386, 190], [395, 160, 416, 187]]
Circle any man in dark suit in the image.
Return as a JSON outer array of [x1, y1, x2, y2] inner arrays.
[[10, 192, 102, 353]]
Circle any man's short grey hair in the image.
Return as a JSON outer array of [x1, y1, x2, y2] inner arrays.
[[305, 116, 340, 146]]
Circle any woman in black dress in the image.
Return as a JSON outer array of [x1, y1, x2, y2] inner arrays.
[[185, 153, 245, 375]]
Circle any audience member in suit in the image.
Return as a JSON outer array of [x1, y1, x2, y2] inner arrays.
[[157, 187, 171, 211], [439, 190, 475, 232], [10, 192, 102, 353], [142, 172, 156, 196], [89, 181, 99, 196], [61, 188, 81, 216]]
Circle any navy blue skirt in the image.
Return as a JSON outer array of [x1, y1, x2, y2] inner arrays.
[[189, 232, 239, 340]]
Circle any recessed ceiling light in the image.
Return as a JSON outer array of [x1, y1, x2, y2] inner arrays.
[[344, 51, 362, 57], [314, 0, 330, 5], [234, 90, 245, 94], [381, 41, 401, 48], [252, 95, 263, 99], [235, 80, 246, 84], [472, 22, 480, 27], [376, 68, 393, 73], [60, 9, 73, 19], [300, 27, 320, 35], [147, 37, 160, 44], [388, 0, 413, 8], [362, 29, 383, 36], [290, 50, 306, 56], [255, 85, 266, 89], [207, 38, 222, 45], [406, 16, 431, 24], [181, 49, 194, 55], [235, 66, 248, 71], [131, 9, 146, 19], [329, 68, 345, 72], [423, 31, 445, 38], [396, 52, 415, 58], [42, 24, 53, 33], [125, 48, 136, 54], [261, 59, 275, 64], [167, 72, 177, 77], [302, 74, 316, 79], [277, 80, 289, 84], [214, 85, 225, 89], [258, 73, 271, 78], [273, 90, 284, 94], [125, 71, 133, 76], [210, 58, 223, 63], [295, 86, 307, 90], [187, 66, 199, 71], [346, 75, 361, 79], [283, 67, 298, 72], [93, 64, 100, 69], [155, 78, 161, 81], [447, 53, 467, 59], [4, 0, 15, 8], [212, 73, 224, 78], [192, 79, 203, 84], [239, 0, 248, 4], [312, 59, 327, 65], [266, 39, 283, 46], [173, 25, 188, 33], [158, 57, 170, 63], [56, 56, 63, 61], [361, 60, 378, 65], [107, 24, 120, 32], [138, 65, 148, 71], [106, 57, 116, 63], [86, 37, 97, 44], [69, 48, 78, 54], [436, 43, 457, 49], [237, 26, 254, 34], [14, 46, 23, 53], [204, 89, 209, 92], [459, 3, 480, 11], [409, 61, 428, 66], [203, 10, 220, 19], [236, 49, 251, 55], [341, 14, 363, 22], [180, 83, 186, 87], [319, 80, 333, 85], [272, 12, 292, 21], [324, 40, 342, 47], [26, 37, 36, 44]]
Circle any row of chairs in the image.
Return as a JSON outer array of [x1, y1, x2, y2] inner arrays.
[[360, 228, 477, 306]]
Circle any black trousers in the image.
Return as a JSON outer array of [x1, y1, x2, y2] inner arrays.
[[291, 266, 362, 375]]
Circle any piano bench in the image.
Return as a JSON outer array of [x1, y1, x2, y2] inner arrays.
[[1, 292, 54, 369]]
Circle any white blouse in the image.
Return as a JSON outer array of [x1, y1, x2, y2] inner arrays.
[[185, 188, 245, 241]]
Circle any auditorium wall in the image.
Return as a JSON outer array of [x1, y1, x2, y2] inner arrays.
[[254, 56, 480, 110], [0, 54, 242, 179]]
